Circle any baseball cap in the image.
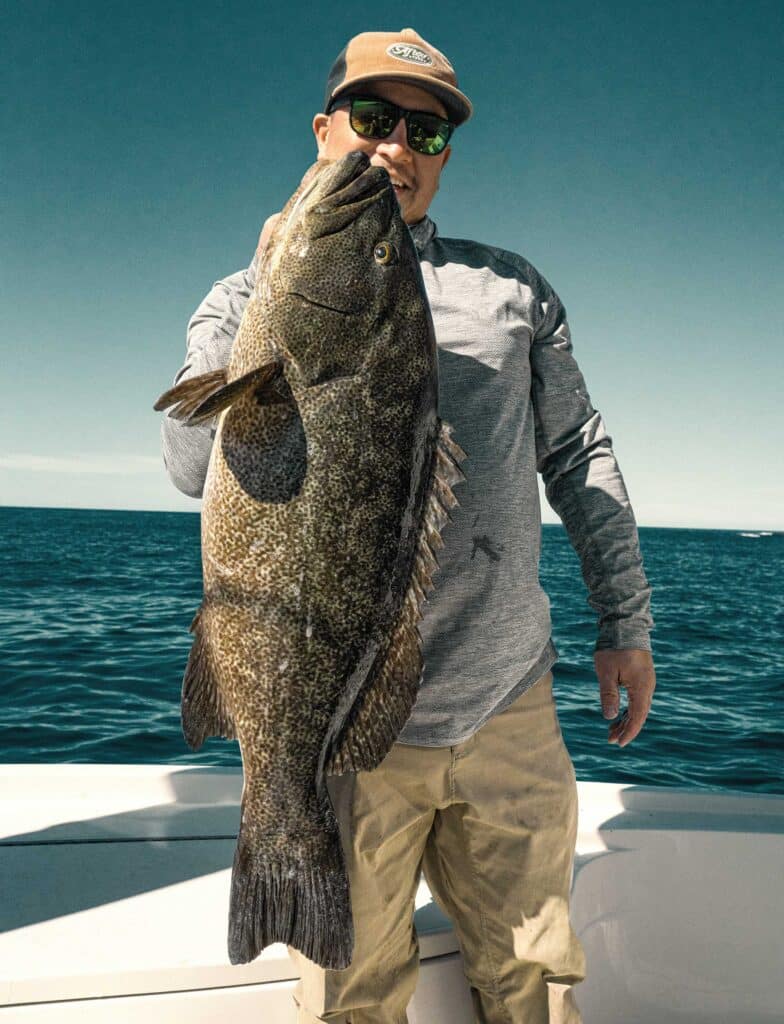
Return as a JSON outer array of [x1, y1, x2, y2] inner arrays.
[[323, 28, 473, 127]]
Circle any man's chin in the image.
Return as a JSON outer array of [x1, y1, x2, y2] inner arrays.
[[395, 192, 422, 225]]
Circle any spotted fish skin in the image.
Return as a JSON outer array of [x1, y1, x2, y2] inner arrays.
[[154, 150, 466, 970]]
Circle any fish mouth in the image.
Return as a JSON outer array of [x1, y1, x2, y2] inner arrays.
[[325, 150, 371, 194], [311, 152, 392, 214], [274, 154, 391, 251]]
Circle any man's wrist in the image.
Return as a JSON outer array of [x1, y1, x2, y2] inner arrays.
[[595, 625, 652, 653]]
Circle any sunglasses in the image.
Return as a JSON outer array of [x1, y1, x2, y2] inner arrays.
[[330, 95, 455, 156]]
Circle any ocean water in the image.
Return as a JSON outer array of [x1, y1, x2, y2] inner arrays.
[[1, 506, 782, 794]]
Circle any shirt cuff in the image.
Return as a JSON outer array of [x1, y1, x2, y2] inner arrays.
[[595, 621, 653, 652]]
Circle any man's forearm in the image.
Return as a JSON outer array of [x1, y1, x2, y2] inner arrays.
[[531, 280, 654, 651], [543, 436, 654, 651], [160, 254, 258, 497]]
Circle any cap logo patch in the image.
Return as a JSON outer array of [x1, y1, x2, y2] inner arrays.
[[386, 43, 434, 66]]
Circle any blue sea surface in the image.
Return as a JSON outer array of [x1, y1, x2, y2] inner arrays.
[[1, 506, 782, 794]]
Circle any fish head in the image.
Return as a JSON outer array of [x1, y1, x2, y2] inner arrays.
[[265, 151, 429, 385]]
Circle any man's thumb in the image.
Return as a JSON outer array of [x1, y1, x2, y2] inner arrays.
[[256, 213, 281, 258], [599, 679, 620, 719]]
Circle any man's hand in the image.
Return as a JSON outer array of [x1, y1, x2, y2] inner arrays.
[[256, 213, 281, 259], [594, 648, 656, 748]]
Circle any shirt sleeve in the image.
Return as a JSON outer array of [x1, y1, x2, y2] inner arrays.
[[529, 277, 654, 652], [160, 251, 259, 498]]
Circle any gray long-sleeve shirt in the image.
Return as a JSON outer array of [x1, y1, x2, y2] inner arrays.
[[161, 214, 654, 746]]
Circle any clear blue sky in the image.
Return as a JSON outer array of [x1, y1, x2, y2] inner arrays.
[[1, 0, 781, 529]]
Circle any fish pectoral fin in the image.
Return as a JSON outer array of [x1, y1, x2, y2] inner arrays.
[[327, 419, 467, 775], [153, 368, 228, 420], [181, 606, 236, 750], [153, 362, 282, 424]]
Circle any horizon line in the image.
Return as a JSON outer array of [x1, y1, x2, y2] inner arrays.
[[0, 504, 780, 534]]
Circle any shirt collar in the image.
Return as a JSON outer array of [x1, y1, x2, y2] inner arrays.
[[407, 214, 437, 253]]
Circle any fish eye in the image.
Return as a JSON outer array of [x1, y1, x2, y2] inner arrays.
[[373, 241, 397, 265]]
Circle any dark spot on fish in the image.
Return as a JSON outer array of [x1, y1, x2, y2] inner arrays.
[[221, 382, 307, 503], [471, 534, 504, 562]]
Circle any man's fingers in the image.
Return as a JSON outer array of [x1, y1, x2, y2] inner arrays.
[[609, 676, 654, 747], [616, 683, 652, 747], [256, 213, 281, 258], [607, 710, 629, 744], [616, 706, 644, 747]]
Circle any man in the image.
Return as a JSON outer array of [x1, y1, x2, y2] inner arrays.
[[161, 27, 656, 1024]]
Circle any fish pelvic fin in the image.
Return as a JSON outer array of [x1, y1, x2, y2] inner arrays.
[[228, 809, 354, 969], [153, 362, 282, 424], [181, 606, 236, 750], [327, 419, 467, 775]]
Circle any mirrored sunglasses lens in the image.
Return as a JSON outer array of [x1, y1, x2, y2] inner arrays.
[[350, 100, 397, 138], [407, 115, 451, 155]]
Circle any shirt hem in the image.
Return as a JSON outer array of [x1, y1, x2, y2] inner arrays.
[[395, 636, 559, 749]]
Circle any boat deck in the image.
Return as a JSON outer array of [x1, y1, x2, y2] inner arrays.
[[1, 765, 782, 1022]]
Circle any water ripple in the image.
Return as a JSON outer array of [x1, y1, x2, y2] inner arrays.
[[1, 508, 782, 792]]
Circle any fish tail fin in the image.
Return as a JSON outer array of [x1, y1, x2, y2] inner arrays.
[[181, 606, 236, 750], [153, 361, 282, 424], [228, 806, 353, 969]]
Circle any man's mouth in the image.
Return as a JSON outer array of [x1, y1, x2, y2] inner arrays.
[[370, 160, 413, 199], [389, 178, 412, 196]]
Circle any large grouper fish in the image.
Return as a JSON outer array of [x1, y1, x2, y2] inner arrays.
[[153, 150, 466, 970]]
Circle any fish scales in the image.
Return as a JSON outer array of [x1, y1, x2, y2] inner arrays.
[[154, 150, 466, 969]]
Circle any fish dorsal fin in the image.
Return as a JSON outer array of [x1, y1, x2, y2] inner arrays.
[[326, 420, 467, 775], [181, 605, 237, 750], [153, 362, 282, 425]]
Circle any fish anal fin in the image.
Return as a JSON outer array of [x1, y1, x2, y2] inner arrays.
[[181, 606, 236, 750], [154, 362, 282, 424], [327, 419, 467, 775], [327, 599, 423, 775]]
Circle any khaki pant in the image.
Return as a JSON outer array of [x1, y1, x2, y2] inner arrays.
[[288, 669, 587, 1023]]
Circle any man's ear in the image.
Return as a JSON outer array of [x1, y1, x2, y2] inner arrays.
[[313, 113, 329, 158]]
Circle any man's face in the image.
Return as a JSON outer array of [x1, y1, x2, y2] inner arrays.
[[313, 80, 453, 226]]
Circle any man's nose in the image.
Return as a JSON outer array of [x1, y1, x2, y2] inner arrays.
[[375, 116, 411, 158]]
